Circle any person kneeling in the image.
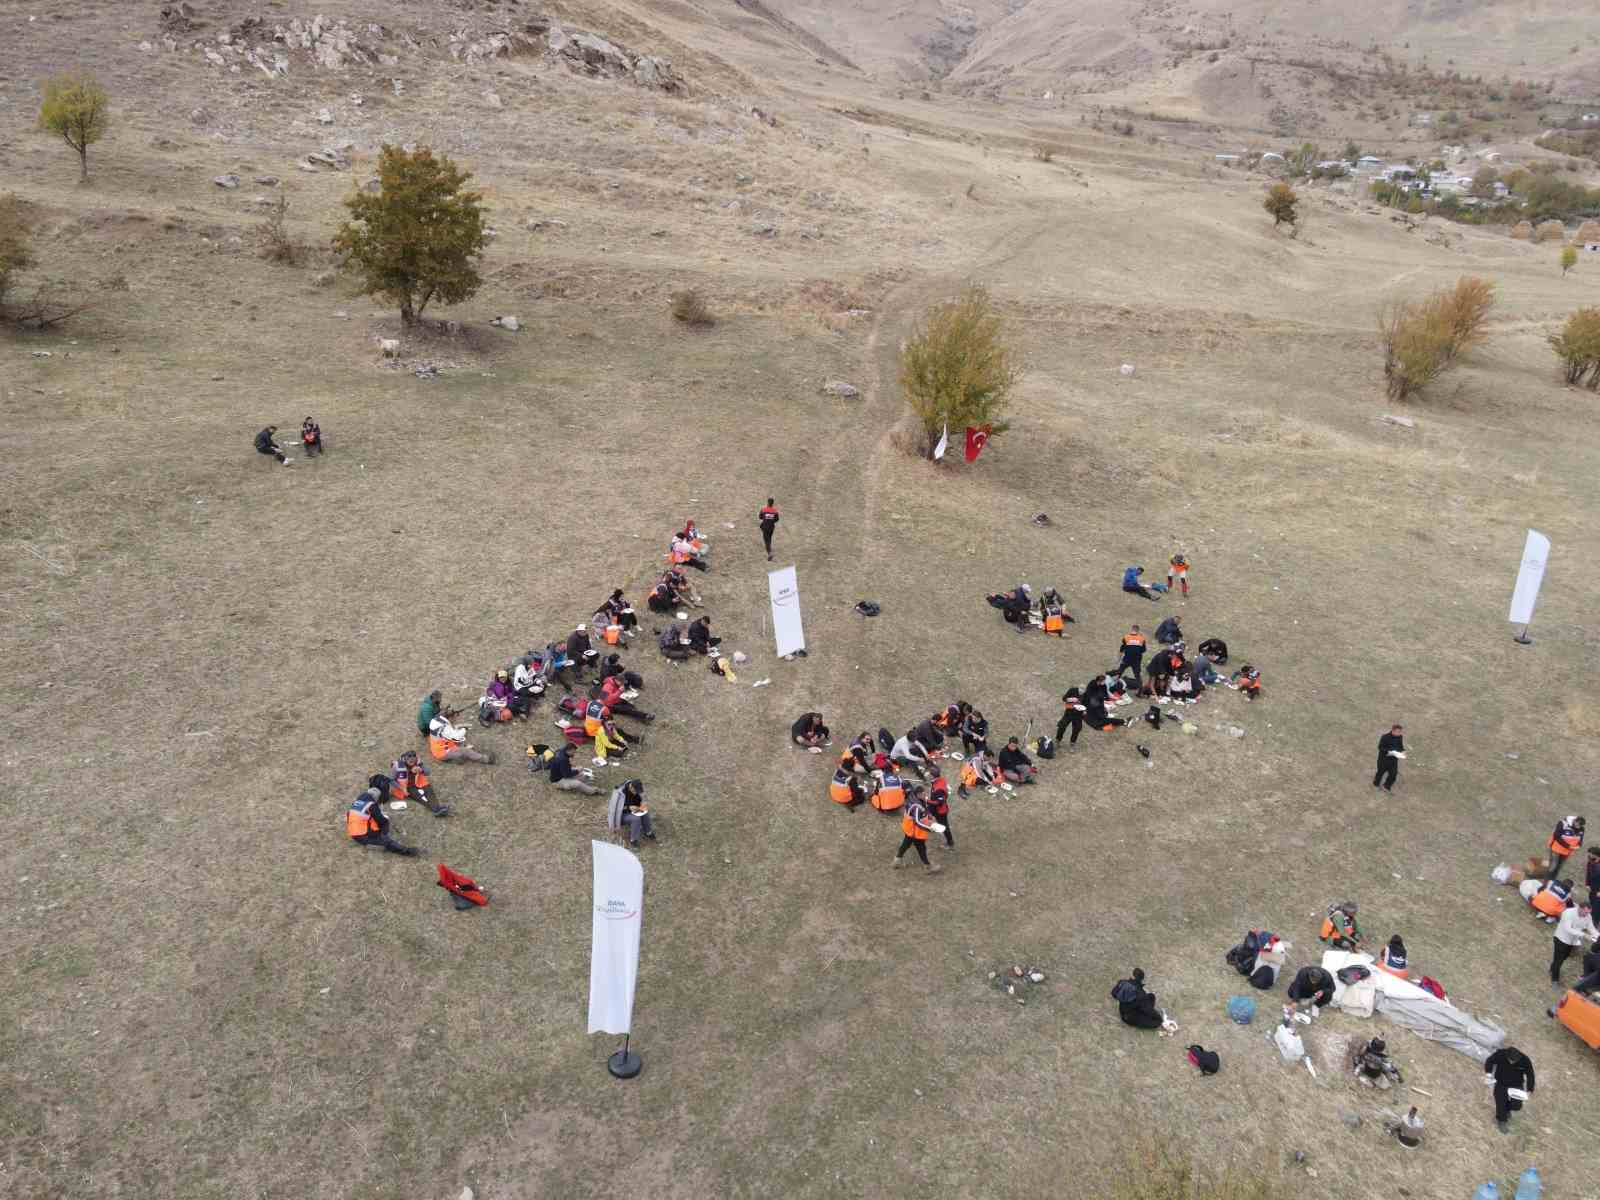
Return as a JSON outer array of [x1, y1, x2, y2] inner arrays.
[[608, 779, 657, 846], [1351, 1037, 1402, 1090], [958, 750, 997, 797], [1112, 968, 1166, 1029], [346, 777, 418, 856], [998, 736, 1037, 784]]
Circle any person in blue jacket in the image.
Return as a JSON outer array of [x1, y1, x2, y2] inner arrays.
[[1122, 565, 1158, 601]]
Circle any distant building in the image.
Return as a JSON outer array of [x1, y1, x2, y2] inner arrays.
[[1214, 154, 1241, 163], [1356, 155, 1385, 171], [1259, 151, 1285, 163]]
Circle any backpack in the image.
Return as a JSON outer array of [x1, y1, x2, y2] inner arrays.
[[1248, 964, 1277, 990], [1416, 975, 1447, 1000], [1336, 965, 1371, 984], [1226, 996, 1256, 1024], [854, 600, 881, 616], [1034, 736, 1056, 760], [1186, 1045, 1220, 1075], [1144, 705, 1162, 729], [1111, 979, 1141, 1003], [877, 727, 895, 753]]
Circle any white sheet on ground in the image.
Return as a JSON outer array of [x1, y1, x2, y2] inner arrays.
[[1321, 951, 1506, 1064]]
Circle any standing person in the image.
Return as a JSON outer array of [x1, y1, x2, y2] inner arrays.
[[1373, 724, 1405, 792], [927, 775, 954, 852], [1167, 553, 1190, 598], [891, 787, 942, 874], [1116, 625, 1148, 683], [1057, 688, 1087, 749], [1586, 847, 1600, 896], [1483, 1046, 1535, 1133], [1551, 899, 1598, 983], [254, 424, 292, 466], [1547, 815, 1586, 881], [1122, 565, 1158, 601], [300, 417, 323, 457], [758, 497, 780, 562]]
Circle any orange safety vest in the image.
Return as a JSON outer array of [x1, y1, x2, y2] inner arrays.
[[901, 806, 930, 840], [1239, 675, 1260, 691], [346, 800, 379, 839], [389, 772, 410, 802], [874, 774, 905, 812], [1533, 885, 1570, 918], [1122, 632, 1145, 650], [829, 772, 855, 804], [1043, 607, 1064, 633], [1551, 830, 1582, 858], [428, 734, 458, 761], [960, 762, 980, 787], [1169, 558, 1187, 574], [1376, 954, 1409, 980]]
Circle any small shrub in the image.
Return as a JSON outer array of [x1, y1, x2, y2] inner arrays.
[[38, 71, 110, 183], [1549, 307, 1600, 385], [1431, 275, 1496, 361], [1380, 297, 1454, 401], [670, 288, 715, 327], [1562, 244, 1579, 276], [1032, 145, 1056, 163], [257, 195, 302, 265], [1262, 181, 1298, 227]]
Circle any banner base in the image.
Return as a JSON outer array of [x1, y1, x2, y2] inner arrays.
[[1513, 634, 1534, 646], [607, 1048, 642, 1079]]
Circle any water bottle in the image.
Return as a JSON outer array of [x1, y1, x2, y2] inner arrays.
[[1514, 1167, 1542, 1200], [1471, 1183, 1499, 1200]]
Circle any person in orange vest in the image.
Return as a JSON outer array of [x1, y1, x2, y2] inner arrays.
[[670, 532, 709, 571], [927, 775, 955, 852], [1167, 553, 1190, 598], [829, 765, 866, 809], [390, 750, 451, 817], [957, 749, 997, 797], [1319, 901, 1364, 949], [758, 497, 780, 561], [346, 777, 418, 856], [892, 786, 943, 874], [1039, 588, 1072, 637], [1230, 664, 1262, 700], [1527, 876, 1575, 922], [1546, 815, 1586, 881], [1116, 625, 1147, 682], [428, 710, 495, 765], [872, 768, 906, 812], [1376, 934, 1409, 979], [300, 416, 323, 457]]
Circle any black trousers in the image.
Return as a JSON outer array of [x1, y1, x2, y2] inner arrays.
[[1123, 584, 1158, 601], [896, 836, 930, 864], [1553, 938, 1578, 982], [1373, 756, 1398, 789], [302, 439, 322, 456], [256, 443, 287, 464], [355, 831, 414, 855], [1493, 1085, 1522, 1123], [647, 594, 674, 612], [683, 558, 709, 572], [1056, 712, 1083, 745], [1118, 656, 1143, 680], [761, 526, 774, 555]]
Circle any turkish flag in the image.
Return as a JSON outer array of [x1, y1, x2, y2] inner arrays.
[[964, 425, 991, 463]]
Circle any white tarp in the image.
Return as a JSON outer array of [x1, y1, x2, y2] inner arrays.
[[1508, 528, 1550, 626], [1321, 951, 1505, 1063], [587, 840, 643, 1036], [767, 565, 806, 657]]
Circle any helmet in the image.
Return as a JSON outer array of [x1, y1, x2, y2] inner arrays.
[[496, 669, 509, 681], [576, 623, 586, 633]]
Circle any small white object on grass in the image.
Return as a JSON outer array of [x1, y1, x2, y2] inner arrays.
[[986, 786, 999, 795], [1120, 363, 1136, 377], [751, 678, 770, 688], [592, 757, 608, 767], [676, 610, 688, 619], [807, 747, 822, 754]]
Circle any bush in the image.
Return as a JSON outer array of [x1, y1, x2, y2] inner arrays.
[[669, 288, 715, 327], [1032, 145, 1057, 163], [1432, 275, 1496, 362], [1549, 307, 1600, 385], [257, 195, 302, 265], [332, 145, 488, 326], [1562, 245, 1579, 276], [1536, 219, 1567, 242], [0, 193, 37, 309], [38, 71, 110, 183], [1262, 181, 1298, 226], [898, 285, 1019, 460], [1380, 298, 1454, 401]]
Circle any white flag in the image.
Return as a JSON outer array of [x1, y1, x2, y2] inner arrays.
[[587, 840, 643, 1036], [932, 422, 949, 460], [767, 565, 806, 657], [1508, 529, 1550, 627]]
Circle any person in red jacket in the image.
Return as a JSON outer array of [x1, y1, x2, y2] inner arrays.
[[759, 498, 780, 561], [927, 775, 955, 852]]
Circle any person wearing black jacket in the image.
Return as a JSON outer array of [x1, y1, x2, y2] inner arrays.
[[791, 712, 830, 747], [687, 616, 720, 655], [346, 778, 417, 855], [960, 709, 989, 755], [758, 498, 779, 561], [254, 425, 292, 466], [997, 737, 1036, 785], [1057, 689, 1087, 748], [1113, 968, 1164, 1029], [1083, 693, 1128, 734], [544, 744, 601, 795], [1483, 1046, 1535, 1132], [1287, 965, 1336, 1009], [912, 716, 945, 751], [1373, 724, 1405, 792]]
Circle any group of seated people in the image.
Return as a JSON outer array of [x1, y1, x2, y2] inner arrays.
[[667, 518, 711, 572], [659, 615, 720, 660], [646, 565, 701, 614], [985, 584, 1074, 636]]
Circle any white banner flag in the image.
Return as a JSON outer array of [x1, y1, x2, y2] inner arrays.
[[768, 565, 806, 657], [932, 422, 949, 461], [587, 840, 643, 1036], [1508, 529, 1550, 627]]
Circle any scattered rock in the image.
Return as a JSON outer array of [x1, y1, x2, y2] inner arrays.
[[490, 315, 521, 332], [379, 338, 401, 358], [213, 173, 241, 189], [254, 175, 279, 186], [1120, 363, 1136, 377], [362, 179, 381, 193], [316, 108, 334, 124], [1381, 413, 1416, 429], [189, 107, 212, 126], [483, 91, 503, 110], [1340, 1112, 1362, 1130], [750, 223, 779, 237], [821, 380, 860, 399], [139, 41, 154, 52], [30, 350, 52, 358]]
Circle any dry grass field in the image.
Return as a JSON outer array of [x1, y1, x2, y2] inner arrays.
[[5, 3, 1600, 1199]]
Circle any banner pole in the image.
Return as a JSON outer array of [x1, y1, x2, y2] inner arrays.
[[1514, 622, 1533, 646], [608, 1032, 641, 1080]]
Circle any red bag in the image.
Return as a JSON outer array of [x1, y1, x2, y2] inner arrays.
[[1417, 975, 1446, 1000], [436, 863, 488, 907]]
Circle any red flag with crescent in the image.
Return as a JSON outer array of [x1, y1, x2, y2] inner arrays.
[[964, 425, 991, 463]]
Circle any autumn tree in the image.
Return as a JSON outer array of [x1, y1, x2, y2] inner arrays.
[[1549, 307, 1600, 386], [898, 286, 1019, 461], [333, 145, 488, 326], [38, 71, 110, 183], [1263, 182, 1298, 227], [1561, 244, 1578, 276]]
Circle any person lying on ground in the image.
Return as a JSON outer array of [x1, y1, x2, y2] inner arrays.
[[659, 623, 692, 661], [958, 750, 998, 797], [1155, 614, 1183, 645], [611, 779, 657, 846], [1112, 968, 1165, 1029], [429, 710, 495, 764], [1122, 565, 1158, 601], [998, 736, 1037, 784], [1351, 1037, 1402, 1089], [254, 424, 292, 466], [670, 533, 709, 572], [535, 743, 602, 795], [687, 616, 720, 654], [1287, 964, 1336, 1009], [830, 765, 867, 809], [792, 712, 830, 747], [300, 417, 322, 457], [1116, 625, 1147, 681], [1320, 901, 1364, 949], [346, 777, 418, 855], [891, 731, 934, 779], [391, 749, 451, 817], [1231, 665, 1262, 700], [961, 708, 990, 755]]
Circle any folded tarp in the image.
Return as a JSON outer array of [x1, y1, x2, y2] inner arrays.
[[1322, 951, 1506, 1064]]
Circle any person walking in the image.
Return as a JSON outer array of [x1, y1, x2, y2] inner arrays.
[[1116, 625, 1147, 683], [927, 775, 954, 852], [254, 424, 292, 466], [758, 498, 780, 562], [1056, 688, 1087, 750], [1551, 898, 1598, 983], [1373, 724, 1405, 792], [1167, 553, 1190, 599], [1483, 1046, 1535, 1133], [892, 788, 942, 874]]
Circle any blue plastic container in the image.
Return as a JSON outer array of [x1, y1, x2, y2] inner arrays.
[[1514, 1167, 1541, 1200]]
